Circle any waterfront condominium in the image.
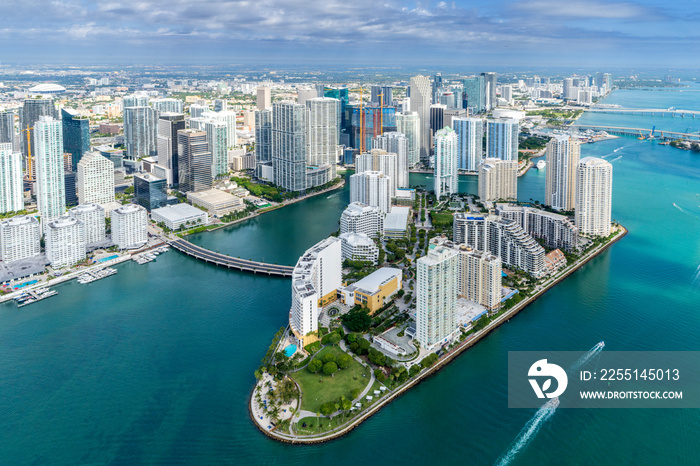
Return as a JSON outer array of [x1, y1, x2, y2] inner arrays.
[[478, 158, 517, 202], [61, 108, 90, 171], [395, 112, 421, 168], [430, 236, 502, 311], [453, 117, 483, 171], [495, 204, 580, 252], [356, 149, 398, 196], [306, 97, 340, 185], [434, 127, 458, 199], [417, 242, 459, 351], [486, 118, 519, 161], [372, 132, 409, 189], [0, 215, 41, 263], [156, 113, 185, 186], [68, 204, 106, 245], [34, 116, 66, 224], [409, 76, 431, 165], [349, 171, 392, 214], [289, 237, 342, 346], [340, 202, 384, 238], [177, 129, 213, 193], [0, 143, 24, 214], [545, 135, 580, 211], [111, 204, 148, 249], [45, 215, 86, 268], [202, 120, 228, 179], [254, 109, 272, 178], [453, 213, 545, 277], [77, 152, 115, 206], [339, 232, 379, 265], [575, 157, 613, 237], [272, 101, 307, 192]]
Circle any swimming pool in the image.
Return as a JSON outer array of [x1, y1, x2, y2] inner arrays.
[[97, 255, 119, 263], [283, 344, 297, 358], [13, 280, 38, 290]]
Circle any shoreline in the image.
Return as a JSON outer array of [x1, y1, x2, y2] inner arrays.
[[251, 225, 628, 444]]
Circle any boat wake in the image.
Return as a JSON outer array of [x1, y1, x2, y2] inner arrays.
[[495, 398, 559, 466], [692, 265, 700, 291], [610, 155, 623, 163], [495, 342, 605, 465], [672, 202, 695, 217]]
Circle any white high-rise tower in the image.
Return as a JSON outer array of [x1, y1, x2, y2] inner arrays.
[[306, 97, 339, 183], [409, 76, 431, 165], [34, 116, 65, 224], [0, 143, 23, 213], [434, 127, 458, 198], [545, 135, 580, 211], [575, 157, 613, 237]]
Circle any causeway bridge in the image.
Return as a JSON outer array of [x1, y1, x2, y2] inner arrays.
[[573, 124, 700, 141], [586, 107, 700, 118], [168, 238, 294, 277]]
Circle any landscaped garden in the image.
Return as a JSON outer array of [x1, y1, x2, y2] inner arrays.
[[292, 345, 371, 413]]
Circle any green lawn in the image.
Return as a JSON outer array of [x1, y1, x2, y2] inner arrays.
[[430, 211, 454, 228], [292, 345, 371, 413]]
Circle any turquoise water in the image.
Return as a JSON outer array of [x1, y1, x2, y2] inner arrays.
[[96, 255, 119, 263], [0, 88, 699, 464], [283, 344, 297, 358]]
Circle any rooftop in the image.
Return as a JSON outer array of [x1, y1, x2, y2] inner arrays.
[[384, 206, 410, 231], [151, 203, 206, 222], [349, 267, 401, 295]]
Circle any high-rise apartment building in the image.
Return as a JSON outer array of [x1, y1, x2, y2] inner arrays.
[[202, 120, 228, 179], [409, 75, 431, 165], [189, 104, 209, 119], [575, 157, 613, 237], [349, 171, 392, 214], [0, 215, 40, 263], [495, 204, 580, 252], [177, 129, 212, 193], [34, 116, 65, 224], [0, 110, 15, 146], [486, 118, 519, 161], [545, 135, 580, 211], [417, 243, 459, 351], [453, 117, 483, 171], [111, 204, 148, 249], [356, 149, 398, 196], [201, 110, 237, 148], [61, 108, 90, 171], [306, 97, 339, 185], [296, 88, 318, 106], [68, 204, 106, 245], [478, 158, 517, 202], [257, 86, 271, 111], [481, 72, 497, 110], [463, 76, 485, 113], [45, 215, 86, 268], [372, 132, 409, 189], [20, 98, 57, 164], [254, 109, 272, 178], [395, 112, 421, 168], [272, 101, 307, 192], [77, 152, 115, 205], [0, 143, 24, 213], [124, 106, 156, 159], [434, 127, 458, 198], [289, 237, 342, 346], [151, 98, 183, 114]]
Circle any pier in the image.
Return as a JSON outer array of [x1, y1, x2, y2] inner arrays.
[[168, 238, 294, 277]]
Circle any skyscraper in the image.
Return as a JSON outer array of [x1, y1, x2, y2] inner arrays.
[[481, 72, 497, 110], [77, 152, 115, 205], [463, 76, 485, 113], [123, 106, 156, 159], [409, 75, 431, 165], [545, 135, 580, 211], [430, 103, 447, 154], [356, 149, 398, 196], [61, 108, 90, 171], [20, 98, 57, 173], [257, 86, 271, 111], [486, 118, 519, 161], [201, 110, 237, 148], [453, 117, 483, 171], [434, 127, 458, 198], [296, 88, 319, 106], [417, 243, 459, 351], [254, 109, 272, 178], [202, 120, 228, 179], [272, 101, 307, 192], [396, 112, 421, 168], [372, 132, 409, 189], [177, 129, 213, 193], [189, 104, 209, 119], [157, 113, 186, 186], [0, 143, 23, 213], [151, 98, 183, 114], [349, 171, 392, 214], [0, 110, 16, 145], [478, 158, 517, 202], [133, 172, 167, 211], [306, 97, 339, 185], [122, 94, 149, 108], [575, 157, 613, 237], [34, 116, 65, 223]]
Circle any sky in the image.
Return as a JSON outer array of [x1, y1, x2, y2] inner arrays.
[[1, 0, 700, 67]]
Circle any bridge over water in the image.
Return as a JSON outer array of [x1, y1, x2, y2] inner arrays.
[[573, 124, 700, 141], [168, 238, 294, 277], [586, 107, 700, 118]]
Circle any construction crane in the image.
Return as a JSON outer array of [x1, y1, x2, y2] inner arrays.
[[20, 125, 34, 181]]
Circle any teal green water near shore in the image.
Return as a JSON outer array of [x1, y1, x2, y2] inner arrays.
[[1, 88, 700, 464]]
